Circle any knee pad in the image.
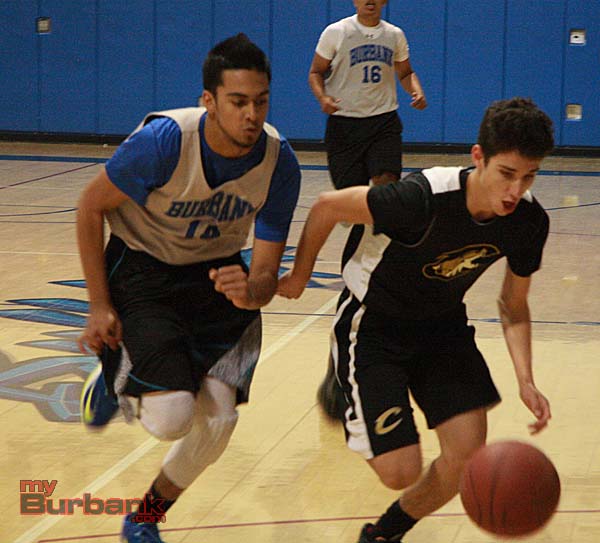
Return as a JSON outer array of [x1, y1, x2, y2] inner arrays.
[[161, 411, 238, 489], [161, 379, 239, 488], [201, 411, 239, 464], [138, 391, 195, 441]]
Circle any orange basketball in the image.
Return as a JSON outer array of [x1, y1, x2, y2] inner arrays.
[[459, 440, 560, 537]]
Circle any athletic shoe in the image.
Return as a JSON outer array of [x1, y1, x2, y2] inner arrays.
[[80, 363, 118, 428], [316, 355, 347, 422], [121, 513, 166, 543], [357, 523, 402, 542]]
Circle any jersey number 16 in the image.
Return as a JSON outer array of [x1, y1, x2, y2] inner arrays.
[[362, 65, 382, 83]]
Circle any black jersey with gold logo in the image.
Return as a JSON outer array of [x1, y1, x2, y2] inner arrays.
[[341, 166, 549, 320]]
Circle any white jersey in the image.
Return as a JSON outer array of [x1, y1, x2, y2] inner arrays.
[[106, 107, 281, 265], [316, 15, 409, 118]]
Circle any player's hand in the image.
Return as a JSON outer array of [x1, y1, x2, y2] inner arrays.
[[519, 382, 551, 435], [319, 95, 341, 114], [78, 301, 122, 354], [209, 265, 254, 309], [276, 269, 308, 299], [410, 92, 427, 110]]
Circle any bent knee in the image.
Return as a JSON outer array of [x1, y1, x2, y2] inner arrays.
[[139, 391, 195, 441], [441, 450, 472, 472], [437, 441, 486, 486], [369, 446, 423, 491], [378, 464, 422, 490], [443, 436, 486, 468]]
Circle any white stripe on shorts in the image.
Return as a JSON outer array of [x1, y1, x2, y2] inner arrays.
[[331, 294, 374, 459]]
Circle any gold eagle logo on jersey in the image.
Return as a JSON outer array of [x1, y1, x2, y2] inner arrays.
[[423, 244, 501, 281]]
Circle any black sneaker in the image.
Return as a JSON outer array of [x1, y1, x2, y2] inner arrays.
[[357, 523, 402, 543], [316, 355, 347, 422]]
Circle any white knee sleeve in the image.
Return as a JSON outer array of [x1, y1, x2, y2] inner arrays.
[[138, 391, 195, 441], [161, 378, 238, 489]]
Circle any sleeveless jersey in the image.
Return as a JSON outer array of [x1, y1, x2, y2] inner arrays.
[[342, 167, 550, 320], [106, 107, 281, 265], [316, 15, 409, 117]]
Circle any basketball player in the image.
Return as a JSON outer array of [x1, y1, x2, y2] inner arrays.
[[310, 0, 427, 418], [278, 97, 554, 542], [76, 34, 301, 543], [309, 0, 427, 190]]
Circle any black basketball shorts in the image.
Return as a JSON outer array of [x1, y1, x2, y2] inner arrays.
[[331, 289, 501, 459], [100, 235, 261, 404], [325, 110, 403, 189]]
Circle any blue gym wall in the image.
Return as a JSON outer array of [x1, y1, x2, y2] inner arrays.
[[0, 0, 598, 147]]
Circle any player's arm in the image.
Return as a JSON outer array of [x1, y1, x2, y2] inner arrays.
[[247, 238, 286, 306], [211, 140, 301, 310], [76, 168, 129, 353], [308, 53, 340, 114], [498, 265, 551, 434], [278, 187, 372, 299], [210, 238, 286, 310], [394, 58, 427, 110]]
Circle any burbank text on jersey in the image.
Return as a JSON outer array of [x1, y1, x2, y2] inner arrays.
[[165, 191, 256, 238], [349, 44, 393, 67]]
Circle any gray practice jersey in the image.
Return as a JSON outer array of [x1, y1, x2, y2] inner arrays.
[[106, 107, 281, 265], [316, 15, 409, 117]]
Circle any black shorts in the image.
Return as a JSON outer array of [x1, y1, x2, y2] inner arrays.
[[331, 289, 501, 459], [325, 111, 403, 189], [100, 235, 261, 404]]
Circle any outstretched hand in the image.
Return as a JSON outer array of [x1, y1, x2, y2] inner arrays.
[[519, 382, 551, 434]]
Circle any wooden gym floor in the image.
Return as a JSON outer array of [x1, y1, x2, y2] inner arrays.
[[1, 142, 599, 543]]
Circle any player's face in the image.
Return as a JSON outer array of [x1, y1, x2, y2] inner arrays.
[[353, 0, 387, 21], [203, 69, 270, 156], [473, 145, 542, 217]]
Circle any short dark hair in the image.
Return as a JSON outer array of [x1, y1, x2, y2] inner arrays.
[[202, 33, 271, 95], [478, 97, 554, 161]]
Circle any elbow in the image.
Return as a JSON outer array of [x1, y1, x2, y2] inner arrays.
[[77, 187, 101, 219], [76, 198, 102, 225], [315, 191, 333, 206], [305, 193, 341, 230], [497, 297, 512, 327], [314, 191, 338, 217], [497, 296, 529, 326], [75, 198, 92, 224]]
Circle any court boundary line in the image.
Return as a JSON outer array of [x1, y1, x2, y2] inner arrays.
[[35, 508, 600, 542], [1, 154, 600, 177], [0, 164, 98, 190]]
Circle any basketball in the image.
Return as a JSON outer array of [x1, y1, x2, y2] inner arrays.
[[459, 440, 561, 537]]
